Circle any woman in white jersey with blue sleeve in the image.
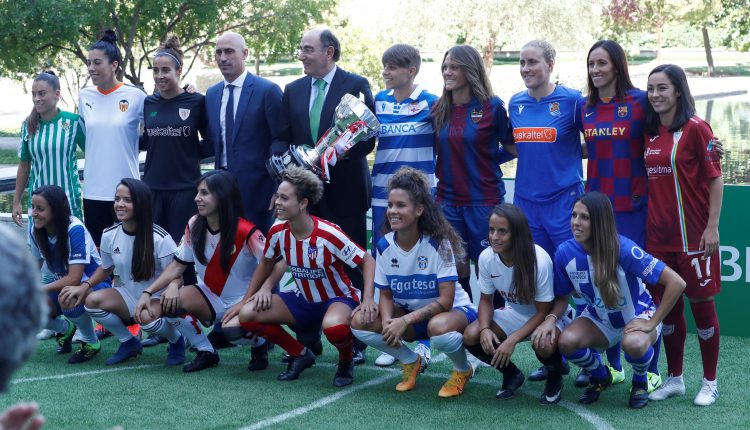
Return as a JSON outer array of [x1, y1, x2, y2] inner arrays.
[[532, 191, 685, 408], [78, 29, 146, 246], [352, 167, 477, 398], [60, 178, 185, 367]]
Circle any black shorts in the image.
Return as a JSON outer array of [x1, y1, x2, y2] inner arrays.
[[83, 198, 116, 247]]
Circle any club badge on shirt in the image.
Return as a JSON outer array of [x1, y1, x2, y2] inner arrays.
[[179, 108, 191, 121], [119, 100, 129, 112], [548, 102, 560, 117], [470, 109, 483, 123]]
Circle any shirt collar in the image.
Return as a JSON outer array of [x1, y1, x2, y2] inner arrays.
[[310, 65, 337, 89], [224, 69, 248, 88]]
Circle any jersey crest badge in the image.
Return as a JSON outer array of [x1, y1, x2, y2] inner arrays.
[[307, 246, 318, 260], [418, 256, 428, 270], [470, 109, 483, 123], [179, 108, 191, 120], [617, 106, 628, 118], [548, 102, 560, 117], [61, 122, 71, 131], [119, 100, 129, 112]]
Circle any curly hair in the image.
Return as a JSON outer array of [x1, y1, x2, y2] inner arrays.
[[383, 167, 466, 261], [280, 166, 324, 207]]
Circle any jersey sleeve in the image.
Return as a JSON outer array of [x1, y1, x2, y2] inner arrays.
[[75, 118, 86, 152], [477, 248, 496, 295], [553, 246, 575, 297], [156, 233, 177, 259], [19, 122, 30, 161], [573, 96, 584, 133], [29, 234, 42, 262], [436, 240, 458, 283], [374, 247, 389, 290], [174, 220, 195, 264], [67, 224, 89, 266], [98, 231, 115, 270], [245, 228, 267, 260], [533, 246, 555, 303], [693, 120, 722, 179], [329, 235, 365, 269], [619, 238, 665, 286], [263, 226, 282, 261]]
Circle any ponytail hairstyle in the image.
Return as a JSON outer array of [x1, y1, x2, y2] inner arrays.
[[26, 71, 60, 136], [191, 171, 243, 273], [154, 34, 184, 72], [576, 192, 621, 308], [31, 185, 72, 270], [384, 166, 466, 262], [117, 178, 156, 282], [90, 29, 122, 74], [490, 203, 537, 304]]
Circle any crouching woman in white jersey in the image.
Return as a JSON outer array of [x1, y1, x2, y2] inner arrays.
[[135, 171, 273, 373], [463, 203, 571, 404], [351, 167, 476, 397], [62, 179, 183, 366], [532, 192, 685, 409]]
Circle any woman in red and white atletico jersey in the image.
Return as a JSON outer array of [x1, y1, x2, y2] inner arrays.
[[135, 170, 278, 373], [643, 64, 723, 407], [223, 166, 375, 388]]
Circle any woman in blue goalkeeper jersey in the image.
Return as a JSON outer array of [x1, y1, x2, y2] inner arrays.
[[531, 192, 685, 409], [352, 167, 477, 398], [13, 72, 85, 227], [29, 185, 110, 364]]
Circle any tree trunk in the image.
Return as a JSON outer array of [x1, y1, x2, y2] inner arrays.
[[702, 26, 715, 77], [255, 54, 261, 76], [656, 26, 664, 64], [482, 37, 494, 75]]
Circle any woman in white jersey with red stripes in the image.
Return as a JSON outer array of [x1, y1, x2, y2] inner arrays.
[[224, 166, 375, 388], [78, 29, 146, 246]]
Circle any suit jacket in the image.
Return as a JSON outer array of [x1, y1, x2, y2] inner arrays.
[[205, 72, 282, 233], [275, 67, 375, 217]]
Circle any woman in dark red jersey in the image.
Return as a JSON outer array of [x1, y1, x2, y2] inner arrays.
[[643, 64, 723, 407]]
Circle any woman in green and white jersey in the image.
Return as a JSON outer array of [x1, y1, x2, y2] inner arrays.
[[13, 71, 85, 227]]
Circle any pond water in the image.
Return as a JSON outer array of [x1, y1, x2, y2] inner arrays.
[[1, 96, 747, 214]]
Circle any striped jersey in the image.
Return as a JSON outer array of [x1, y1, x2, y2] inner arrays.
[[264, 216, 364, 303], [100, 223, 176, 299], [374, 233, 469, 311], [29, 216, 102, 282], [553, 235, 663, 328], [19, 110, 85, 218], [176, 216, 264, 305], [644, 116, 722, 253], [78, 83, 146, 200], [435, 96, 514, 206], [509, 85, 584, 202], [372, 86, 438, 207], [581, 89, 648, 212], [477, 244, 554, 318]]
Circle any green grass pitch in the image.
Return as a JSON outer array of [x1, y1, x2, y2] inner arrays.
[[3, 333, 748, 429]]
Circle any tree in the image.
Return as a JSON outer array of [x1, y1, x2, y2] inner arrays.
[[0, 0, 332, 88], [718, 0, 750, 51]]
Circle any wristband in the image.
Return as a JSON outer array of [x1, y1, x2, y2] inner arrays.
[[545, 314, 558, 322], [142, 290, 153, 296], [480, 327, 492, 335], [81, 280, 91, 289]]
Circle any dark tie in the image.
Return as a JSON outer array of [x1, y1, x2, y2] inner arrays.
[[225, 83, 235, 148], [309, 79, 327, 142]]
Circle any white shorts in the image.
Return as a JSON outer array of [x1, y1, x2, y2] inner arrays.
[[493, 305, 572, 338], [194, 284, 242, 326], [114, 286, 163, 317], [580, 308, 662, 349]]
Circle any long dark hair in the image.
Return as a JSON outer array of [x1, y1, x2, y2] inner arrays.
[[490, 203, 537, 304], [32, 185, 71, 269], [644, 64, 696, 136], [191, 171, 243, 273], [432, 45, 494, 133], [26, 71, 60, 136], [585, 40, 635, 107], [117, 178, 156, 282], [90, 29, 122, 76], [384, 167, 466, 261], [576, 192, 620, 308]]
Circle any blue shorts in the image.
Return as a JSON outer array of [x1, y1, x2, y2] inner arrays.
[[441, 204, 497, 262], [406, 305, 478, 340], [514, 183, 582, 258], [278, 290, 358, 333], [614, 205, 647, 249], [48, 278, 111, 315]]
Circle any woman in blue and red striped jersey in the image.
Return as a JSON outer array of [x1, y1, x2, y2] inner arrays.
[[431, 45, 515, 302], [225, 166, 375, 388]]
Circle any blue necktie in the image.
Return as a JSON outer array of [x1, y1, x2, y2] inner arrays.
[[225, 83, 235, 149]]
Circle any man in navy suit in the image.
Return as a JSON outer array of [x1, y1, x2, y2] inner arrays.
[[204, 32, 281, 365], [274, 28, 374, 370], [206, 31, 282, 234]]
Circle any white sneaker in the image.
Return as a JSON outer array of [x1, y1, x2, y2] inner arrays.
[[414, 342, 431, 373], [649, 375, 685, 401], [36, 329, 55, 340], [694, 378, 718, 406], [374, 352, 396, 367]]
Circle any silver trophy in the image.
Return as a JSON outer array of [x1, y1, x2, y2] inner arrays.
[[267, 93, 380, 183]]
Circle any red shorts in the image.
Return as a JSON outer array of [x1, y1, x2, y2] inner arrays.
[[648, 250, 721, 300]]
